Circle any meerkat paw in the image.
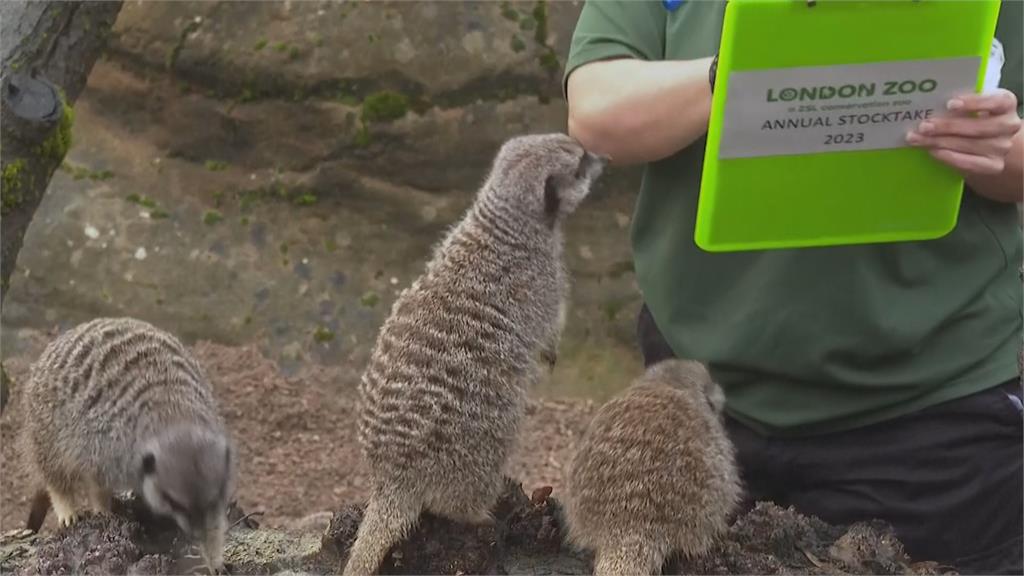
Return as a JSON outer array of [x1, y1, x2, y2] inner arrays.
[[56, 510, 80, 528], [48, 487, 79, 529]]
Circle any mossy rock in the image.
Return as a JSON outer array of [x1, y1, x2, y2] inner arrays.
[[360, 91, 409, 124]]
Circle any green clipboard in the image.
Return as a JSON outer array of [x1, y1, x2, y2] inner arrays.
[[695, 0, 1002, 252]]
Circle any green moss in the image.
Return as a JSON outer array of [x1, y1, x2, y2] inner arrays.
[[532, 0, 548, 45], [361, 91, 409, 124], [354, 123, 371, 147], [510, 36, 526, 53], [62, 162, 113, 181], [254, 38, 268, 51], [37, 99, 75, 161], [125, 193, 159, 210], [166, 18, 202, 70], [601, 298, 630, 322], [287, 45, 302, 60], [313, 326, 335, 343], [203, 210, 224, 225], [500, 1, 519, 21], [538, 48, 560, 73], [310, 33, 324, 47], [272, 41, 288, 52], [519, 16, 536, 32], [149, 208, 170, 219], [279, 242, 289, 255], [360, 290, 380, 308], [240, 216, 250, 226], [324, 237, 338, 253], [293, 193, 317, 206], [367, 33, 377, 44], [606, 259, 635, 279], [204, 159, 228, 171], [244, 314, 253, 325], [212, 189, 225, 208], [2, 159, 27, 214], [337, 93, 361, 107]]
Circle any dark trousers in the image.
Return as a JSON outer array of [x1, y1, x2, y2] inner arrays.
[[637, 304, 1024, 575]]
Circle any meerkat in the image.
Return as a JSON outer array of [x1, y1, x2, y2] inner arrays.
[[562, 359, 742, 576], [18, 317, 235, 575], [342, 133, 607, 576]]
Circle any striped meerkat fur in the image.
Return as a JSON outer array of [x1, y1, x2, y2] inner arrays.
[[342, 133, 606, 576], [563, 359, 742, 576], [18, 317, 234, 574]]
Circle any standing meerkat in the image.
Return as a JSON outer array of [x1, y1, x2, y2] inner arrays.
[[18, 317, 235, 575], [563, 359, 742, 576], [343, 133, 607, 576]]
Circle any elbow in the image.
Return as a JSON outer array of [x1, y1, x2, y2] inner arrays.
[[567, 106, 603, 153], [568, 97, 635, 161]]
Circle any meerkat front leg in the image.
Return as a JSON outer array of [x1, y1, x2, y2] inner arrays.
[[87, 478, 114, 515], [48, 485, 80, 528]]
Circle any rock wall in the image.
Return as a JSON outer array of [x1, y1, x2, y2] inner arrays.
[[0, 0, 646, 400]]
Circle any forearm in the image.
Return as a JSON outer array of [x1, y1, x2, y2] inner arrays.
[[567, 57, 714, 166], [965, 127, 1024, 203]]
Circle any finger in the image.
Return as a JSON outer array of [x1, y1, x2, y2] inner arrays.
[[946, 89, 1018, 115], [917, 113, 1021, 139], [928, 148, 1004, 175], [906, 132, 1012, 157]]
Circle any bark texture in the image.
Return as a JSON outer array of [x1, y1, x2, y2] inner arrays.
[[1, 0, 123, 302]]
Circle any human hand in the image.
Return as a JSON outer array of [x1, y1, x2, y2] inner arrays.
[[906, 88, 1022, 176]]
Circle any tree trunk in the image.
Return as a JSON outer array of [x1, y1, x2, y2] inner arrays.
[[0, 0, 124, 412]]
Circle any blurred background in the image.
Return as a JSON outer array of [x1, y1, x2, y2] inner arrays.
[[1, 0, 647, 530]]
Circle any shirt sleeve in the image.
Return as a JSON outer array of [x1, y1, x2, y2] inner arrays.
[[993, 0, 1022, 117], [562, 0, 668, 99]]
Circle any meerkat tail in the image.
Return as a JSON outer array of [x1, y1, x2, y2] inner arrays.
[[593, 540, 662, 576], [25, 489, 51, 533], [342, 491, 421, 576]]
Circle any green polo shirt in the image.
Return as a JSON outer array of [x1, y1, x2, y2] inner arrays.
[[565, 0, 1023, 436]]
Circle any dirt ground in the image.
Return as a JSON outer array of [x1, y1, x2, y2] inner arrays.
[[0, 336, 597, 533]]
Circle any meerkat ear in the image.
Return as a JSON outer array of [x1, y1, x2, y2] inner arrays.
[[544, 175, 560, 215], [142, 452, 156, 476]]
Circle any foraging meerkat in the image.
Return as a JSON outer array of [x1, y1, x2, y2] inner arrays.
[[342, 133, 607, 576], [19, 317, 235, 575], [563, 359, 741, 576]]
